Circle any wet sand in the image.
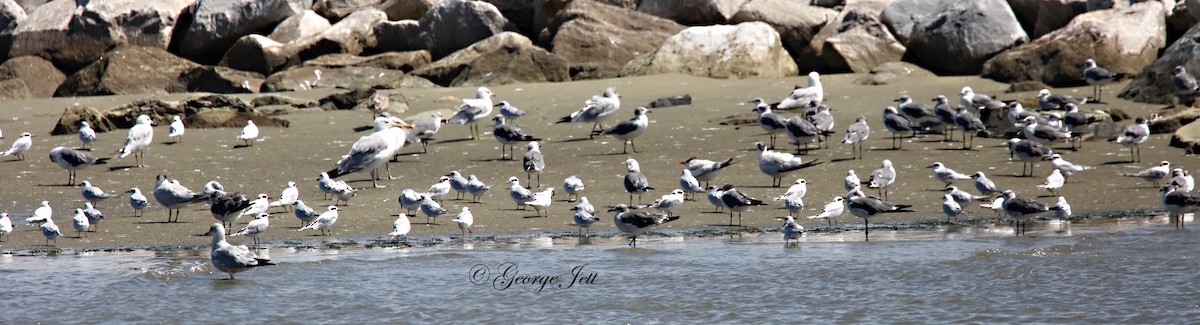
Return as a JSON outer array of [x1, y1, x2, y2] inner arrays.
[[0, 72, 1189, 251]]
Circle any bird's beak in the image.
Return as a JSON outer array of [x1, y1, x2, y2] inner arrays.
[[893, 98, 901, 102], [393, 124, 414, 129], [493, 103, 502, 107]]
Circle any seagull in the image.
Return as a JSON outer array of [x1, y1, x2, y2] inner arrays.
[[1173, 66, 1198, 106], [1001, 190, 1059, 236], [409, 112, 444, 153], [773, 179, 807, 217], [896, 95, 937, 126], [882, 106, 913, 149], [1161, 184, 1200, 228], [648, 189, 685, 217], [953, 106, 986, 149], [868, 159, 897, 200], [492, 116, 541, 160], [236, 120, 259, 146], [127, 187, 148, 217], [445, 171, 470, 200], [575, 196, 596, 215], [845, 186, 914, 241], [2, 132, 32, 160], [941, 194, 963, 223], [844, 170, 860, 192], [598, 107, 650, 154], [298, 206, 339, 236], [507, 176, 534, 210], [808, 196, 845, 228], [808, 105, 836, 148], [465, 175, 491, 203], [39, 214, 61, 245], [208, 223, 274, 279], [1062, 104, 1097, 149], [1020, 116, 1071, 146], [680, 157, 738, 187], [556, 87, 621, 138], [609, 204, 679, 247], [959, 87, 1005, 110], [623, 158, 654, 204], [78, 121, 97, 150], [292, 200, 320, 227], [418, 195, 448, 225], [49, 146, 108, 185], [496, 101, 527, 124], [524, 188, 555, 217], [209, 191, 252, 229], [1048, 154, 1091, 180], [842, 116, 869, 159], [705, 185, 728, 213], [752, 98, 788, 147], [1169, 168, 1195, 192], [776, 71, 824, 110], [720, 184, 768, 226], [945, 185, 989, 208], [152, 174, 207, 223], [756, 142, 821, 187], [80, 180, 119, 206], [928, 162, 971, 186], [326, 119, 412, 188], [1005, 102, 1044, 126], [1037, 169, 1065, 195], [269, 181, 299, 213], [1121, 161, 1171, 187], [1111, 116, 1149, 163], [333, 185, 356, 206], [115, 115, 154, 167], [932, 95, 958, 141], [781, 216, 805, 245], [167, 115, 185, 144], [72, 208, 89, 238], [1036, 89, 1087, 110], [240, 193, 271, 218], [0, 213, 11, 242], [981, 196, 1006, 217], [1008, 138, 1054, 177], [783, 115, 821, 154], [563, 175, 585, 202], [425, 176, 452, 203], [388, 214, 411, 240], [1053, 196, 1072, 220], [230, 213, 270, 246], [317, 172, 338, 200], [1083, 58, 1123, 102], [678, 170, 704, 201], [523, 141, 545, 188], [398, 188, 423, 214], [571, 206, 600, 236], [446, 87, 495, 140], [453, 207, 474, 238], [971, 172, 1006, 196]]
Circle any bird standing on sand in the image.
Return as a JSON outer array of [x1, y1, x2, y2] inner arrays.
[[80, 180, 118, 206], [71, 208, 89, 238], [292, 200, 320, 227], [492, 116, 541, 160], [1121, 161, 1171, 187], [326, 119, 412, 188], [971, 172, 1005, 196], [563, 175, 585, 202], [1173, 66, 1198, 107], [465, 175, 490, 203], [523, 141, 545, 188], [237, 120, 259, 146], [116, 115, 154, 167], [720, 184, 767, 226], [447, 87, 495, 140], [846, 185, 914, 241], [776, 71, 824, 110], [1112, 117, 1149, 163], [752, 98, 787, 147], [153, 174, 207, 223], [1001, 190, 1059, 236], [557, 87, 621, 138], [882, 106, 913, 149], [868, 159, 897, 200], [389, 214, 412, 240], [1008, 138, 1054, 177], [299, 206, 339, 236], [808, 196, 845, 228], [506, 177, 534, 210], [928, 162, 971, 186], [49, 146, 108, 185], [39, 214, 62, 246], [127, 188, 148, 217], [1038, 169, 1065, 195], [496, 101, 527, 124], [1083, 58, 1123, 102], [230, 213, 270, 247], [168, 115, 185, 144], [78, 121, 97, 150], [623, 158, 654, 205], [598, 107, 650, 154], [679, 169, 704, 201], [842, 116, 869, 159], [756, 142, 821, 187], [2, 132, 32, 160], [680, 157, 737, 188], [1036, 89, 1086, 110], [773, 179, 807, 217]]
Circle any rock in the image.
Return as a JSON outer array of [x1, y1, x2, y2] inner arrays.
[[218, 34, 295, 75], [1032, 0, 1088, 38], [379, 0, 438, 20], [647, 94, 692, 108], [539, 0, 684, 80], [1168, 0, 1196, 39], [180, 0, 311, 62], [982, 2, 1166, 86], [0, 55, 65, 98], [312, 0, 380, 20], [1151, 107, 1200, 134], [304, 51, 431, 72], [807, 2, 906, 72], [420, 0, 519, 60], [370, 19, 423, 52], [317, 87, 380, 110], [55, 46, 199, 97], [50, 105, 117, 136], [0, 79, 31, 100], [880, 0, 939, 44], [291, 9, 388, 61], [1170, 116, 1200, 152], [0, 0, 27, 63], [1190, 0, 1200, 18], [637, 0, 749, 25], [483, 0, 538, 35], [399, 75, 440, 88], [729, 0, 838, 72], [1124, 11, 1200, 103], [621, 22, 799, 79], [851, 61, 934, 85], [268, 10, 332, 44], [410, 32, 570, 86], [9, 0, 195, 72], [1005, 80, 1051, 93], [178, 66, 266, 94], [906, 0, 1028, 74], [533, 0, 639, 34], [261, 65, 407, 91], [811, 0, 845, 8], [251, 94, 319, 108]]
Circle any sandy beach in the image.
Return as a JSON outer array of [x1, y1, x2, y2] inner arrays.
[[0, 72, 1186, 251]]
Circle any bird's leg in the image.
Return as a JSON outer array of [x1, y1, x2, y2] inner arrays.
[[631, 140, 638, 153], [536, 174, 541, 188], [865, 219, 870, 241]]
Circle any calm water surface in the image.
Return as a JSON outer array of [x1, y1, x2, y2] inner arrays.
[[3, 218, 1199, 323]]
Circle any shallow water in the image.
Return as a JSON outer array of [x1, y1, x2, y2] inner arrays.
[[3, 218, 1199, 323]]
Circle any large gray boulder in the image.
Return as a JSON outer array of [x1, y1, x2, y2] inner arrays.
[[1119, 19, 1200, 104], [420, 0, 518, 60], [729, 0, 838, 72], [261, 65, 407, 91], [637, 0, 749, 25], [55, 46, 200, 97], [290, 9, 387, 61], [539, 0, 683, 80], [411, 32, 570, 86], [805, 0, 904, 72], [179, 66, 265, 94], [880, 0, 941, 44], [982, 2, 1166, 86], [905, 0, 1028, 74], [9, 0, 194, 72], [267, 10, 332, 44], [0, 55, 64, 98], [180, 0, 311, 63], [621, 22, 799, 79], [304, 51, 430, 72], [219, 34, 295, 75], [482, 0, 538, 35], [371, 19, 423, 52], [312, 0, 381, 20], [379, 0, 439, 20], [1031, 0, 1089, 38], [0, 0, 26, 63]]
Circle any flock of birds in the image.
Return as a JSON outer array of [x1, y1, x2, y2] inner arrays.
[[0, 58, 1197, 279]]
